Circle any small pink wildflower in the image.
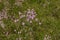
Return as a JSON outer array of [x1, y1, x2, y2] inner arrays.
[[31, 17, 34, 19], [26, 9, 37, 21]]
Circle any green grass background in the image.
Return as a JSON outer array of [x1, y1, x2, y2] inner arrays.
[[0, 0, 60, 40]]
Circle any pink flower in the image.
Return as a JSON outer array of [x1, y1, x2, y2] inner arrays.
[[31, 16, 34, 19], [26, 9, 37, 23], [32, 15, 36, 18], [28, 15, 32, 19]]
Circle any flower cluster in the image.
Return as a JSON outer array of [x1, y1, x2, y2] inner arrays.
[[18, 9, 41, 26], [26, 9, 42, 25], [26, 9, 37, 21]]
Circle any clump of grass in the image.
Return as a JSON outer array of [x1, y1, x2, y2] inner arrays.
[[0, 2, 4, 11]]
